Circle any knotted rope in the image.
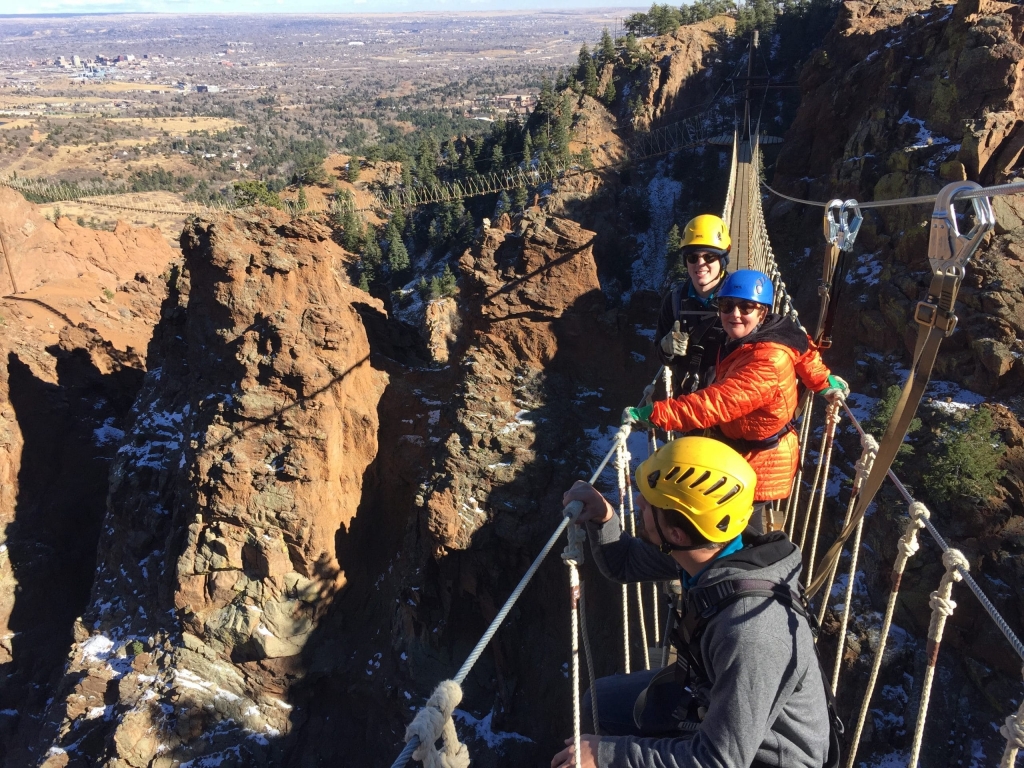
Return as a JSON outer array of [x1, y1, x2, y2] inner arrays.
[[1000, 671, 1024, 768], [404, 681, 471, 768], [616, 440, 651, 671], [846, 501, 930, 768], [826, 434, 879, 693], [562, 500, 587, 768], [614, 438, 633, 674], [785, 393, 815, 539], [909, 548, 968, 768], [661, 366, 674, 440], [803, 400, 842, 585]]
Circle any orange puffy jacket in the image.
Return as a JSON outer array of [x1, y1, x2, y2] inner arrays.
[[650, 315, 832, 501]]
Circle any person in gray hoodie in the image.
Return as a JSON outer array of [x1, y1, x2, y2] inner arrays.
[[551, 435, 836, 768]]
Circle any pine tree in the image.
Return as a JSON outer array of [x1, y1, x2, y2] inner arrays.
[[491, 144, 504, 173], [600, 28, 616, 64], [496, 190, 511, 216], [385, 222, 410, 272], [513, 184, 528, 212], [523, 132, 534, 166], [578, 44, 599, 97], [667, 223, 682, 255], [603, 77, 617, 105], [296, 187, 308, 211], [347, 157, 361, 183]]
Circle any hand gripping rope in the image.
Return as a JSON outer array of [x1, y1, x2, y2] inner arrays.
[[909, 548, 969, 768]]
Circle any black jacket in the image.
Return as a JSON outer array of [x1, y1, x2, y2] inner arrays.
[[655, 279, 726, 395]]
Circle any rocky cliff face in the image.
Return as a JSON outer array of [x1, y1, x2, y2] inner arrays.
[[765, 0, 1024, 763], [771, 0, 1024, 394], [24, 211, 389, 767], [0, 189, 176, 763]]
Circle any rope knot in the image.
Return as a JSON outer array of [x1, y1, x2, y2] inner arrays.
[[405, 680, 470, 768], [928, 591, 957, 619], [1001, 708, 1024, 750], [897, 535, 920, 559], [908, 501, 931, 525], [942, 548, 969, 578]]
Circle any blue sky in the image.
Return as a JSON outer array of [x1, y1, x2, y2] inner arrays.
[[4, 0, 652, 14]]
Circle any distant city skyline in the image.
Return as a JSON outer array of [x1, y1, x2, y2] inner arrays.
[[4, 0, 654, 16]]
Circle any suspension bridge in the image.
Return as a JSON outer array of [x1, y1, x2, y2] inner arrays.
[[389, 109, 1024, 768]]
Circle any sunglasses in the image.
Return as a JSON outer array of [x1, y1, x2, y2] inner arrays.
[[718, 299, 763, 316], [685, 252, 719, 265]]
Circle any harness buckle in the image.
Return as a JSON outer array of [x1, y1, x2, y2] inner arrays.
[[914, 301, 957, 335]]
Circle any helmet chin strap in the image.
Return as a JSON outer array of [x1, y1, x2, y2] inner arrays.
[[650, 507, 713, 554]]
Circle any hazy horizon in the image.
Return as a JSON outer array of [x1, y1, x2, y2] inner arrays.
[[2, 1, 654, 17]]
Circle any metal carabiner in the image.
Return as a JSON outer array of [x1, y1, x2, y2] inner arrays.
[[836, 199, 863, 252], [928, 181, 996, 277], [823, 199, 843, 245]]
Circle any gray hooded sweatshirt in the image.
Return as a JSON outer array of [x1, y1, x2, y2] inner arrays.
[[586, 514, 831, 768]]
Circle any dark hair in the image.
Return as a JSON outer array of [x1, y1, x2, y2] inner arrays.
[[657, 507, 725, 550]]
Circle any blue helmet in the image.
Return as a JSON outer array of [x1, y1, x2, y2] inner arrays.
[[718, 269, 774, 307]]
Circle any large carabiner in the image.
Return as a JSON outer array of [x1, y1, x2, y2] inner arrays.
[[837, 199, 863, 252], [928, 181, 995, 278], [823, 199, 843, 245]]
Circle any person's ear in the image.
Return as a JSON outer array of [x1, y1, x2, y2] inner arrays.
[[662, 518, 690, 547]]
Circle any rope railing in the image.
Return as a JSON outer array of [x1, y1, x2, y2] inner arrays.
[[764, 178, 1024, 209], [391, 368, 666, 768], [824, 400, 1024, 767]]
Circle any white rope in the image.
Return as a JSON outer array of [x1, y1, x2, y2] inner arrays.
[[786, 394, 815, 539], [661, 366, 674, 440], [1000, 670, 1024, 768], [562, 503, 587, 768], [803, 401, 841, 585], [615, 441, 632, 674], [404, 681, 471, 768], [909, 548, 969, 768], [621, 446, 651, 671], [845, 501, 930, 768], [818, 432, 879, 626]]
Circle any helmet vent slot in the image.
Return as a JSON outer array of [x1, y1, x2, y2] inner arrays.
[[675, 467, 695, 484], [703, 477, 728, 495], [664, 467, 680, 481], [717, 485, 742, 505], [716, 515, 731, 532], [689, 471, 711, 488]]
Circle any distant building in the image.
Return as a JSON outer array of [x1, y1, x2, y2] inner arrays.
[[72, 55, 81, 67], [348, 41, 365, 46], [196, 84, 220, 93]]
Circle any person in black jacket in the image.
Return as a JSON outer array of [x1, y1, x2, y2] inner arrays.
[[656, 214, 731, 396]]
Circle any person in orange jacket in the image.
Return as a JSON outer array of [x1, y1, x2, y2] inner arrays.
[[629, 270, 848, 531]]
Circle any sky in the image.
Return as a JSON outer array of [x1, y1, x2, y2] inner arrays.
[[2, 0, 653, 15]]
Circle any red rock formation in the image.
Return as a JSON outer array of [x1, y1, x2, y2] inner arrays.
[[33, 211, 387, 766], [0, 189, 175, 764]]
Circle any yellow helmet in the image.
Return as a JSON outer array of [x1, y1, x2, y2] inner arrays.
[[681, 214, 731, 261], [635, 436, 755, 543]]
